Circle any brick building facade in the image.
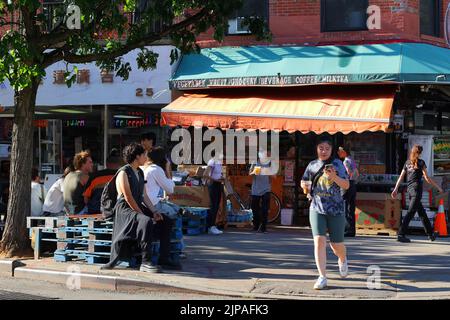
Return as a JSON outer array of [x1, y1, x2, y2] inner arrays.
[[197, 0, 450, 48]]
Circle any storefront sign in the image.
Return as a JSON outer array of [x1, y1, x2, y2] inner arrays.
[[53, 70, 66, 84], [76, 69, 90, 84], [64, 120, 86, 127], [171, 74, 354, 89], [112, 112, 160, 128], [100, 70, 114, 83], [41, 165, 54, 174], [136, 88, 154, 97], [284, 160, 295, 183], [34, 120, 48, 128]]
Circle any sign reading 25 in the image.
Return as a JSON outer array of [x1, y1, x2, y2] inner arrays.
[[136, 88, 154, 97]]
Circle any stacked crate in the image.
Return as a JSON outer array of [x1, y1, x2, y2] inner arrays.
[[52, 215, 184, 266], [181, 207, 208, 235], [227, 209, 253, 228]]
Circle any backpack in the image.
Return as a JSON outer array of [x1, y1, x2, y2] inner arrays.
[[100, 165, 135, 220]]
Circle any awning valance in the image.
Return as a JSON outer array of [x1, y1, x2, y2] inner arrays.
[[170, 43, 450, 90], [161, 86, 396, 134]]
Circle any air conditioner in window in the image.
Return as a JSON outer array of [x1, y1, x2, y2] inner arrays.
[[228, 17, 251, 34]]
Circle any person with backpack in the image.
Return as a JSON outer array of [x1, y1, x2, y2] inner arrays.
[[83, 154, 121, 214], [301, 136, 350, 290], [338, 145, 360, 237], [100, 143, 163, 273], [391, 144, 442, 243]]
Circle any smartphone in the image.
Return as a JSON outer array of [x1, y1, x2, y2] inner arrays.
[[324, 164, 334, 171]]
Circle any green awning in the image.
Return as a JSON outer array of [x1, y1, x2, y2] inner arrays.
[[170, 43, 450, 90]]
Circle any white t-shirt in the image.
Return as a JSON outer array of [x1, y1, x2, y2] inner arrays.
[[207, 158, 223, 180], [31, 182, 47, 216], [43, 178, 64, 214], [143, 164, 175, 206]]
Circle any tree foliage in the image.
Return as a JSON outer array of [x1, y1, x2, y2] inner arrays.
[[0, 0, 271, 89]]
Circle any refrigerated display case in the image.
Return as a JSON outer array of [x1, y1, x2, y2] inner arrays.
[[37, 119, 63, 176]]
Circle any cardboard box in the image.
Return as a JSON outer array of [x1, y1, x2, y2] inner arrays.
[[355, 193, 401, 230], [168, 186, 210, 207]]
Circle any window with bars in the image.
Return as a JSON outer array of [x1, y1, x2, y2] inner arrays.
[[227, 0, 268, 35], [42, 0, 65, 33], [133, 0, 171, 34]]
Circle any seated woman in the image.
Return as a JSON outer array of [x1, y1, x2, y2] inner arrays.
[[143, 147, 182, 270]]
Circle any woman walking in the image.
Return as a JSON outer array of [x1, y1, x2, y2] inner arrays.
[[392, 145, 442, 243], [301, 137, 350, 290]]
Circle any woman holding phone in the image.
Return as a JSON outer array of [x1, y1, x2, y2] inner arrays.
[[301, 137, 350, 290]]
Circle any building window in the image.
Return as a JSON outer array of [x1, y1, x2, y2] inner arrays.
[[42, 0, 65, 33], [420, 0, 441, 37], [227, 0, 268, 35], [133, 0, 169, 33], [321, 0, 368, 32]]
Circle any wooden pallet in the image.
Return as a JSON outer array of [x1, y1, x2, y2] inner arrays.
[[356, 228, 398, 236], [27, 216, 59, 229]]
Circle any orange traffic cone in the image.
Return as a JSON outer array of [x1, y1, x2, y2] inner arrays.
[[434, 199, 448, 237]]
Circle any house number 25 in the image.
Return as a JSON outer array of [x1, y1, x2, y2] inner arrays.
[[136, 88, 154, 97]]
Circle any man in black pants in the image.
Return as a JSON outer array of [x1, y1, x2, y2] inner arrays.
[[204, 152, 224, 235]]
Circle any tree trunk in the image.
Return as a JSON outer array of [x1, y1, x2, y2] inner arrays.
[[0, 79, 39, 257]]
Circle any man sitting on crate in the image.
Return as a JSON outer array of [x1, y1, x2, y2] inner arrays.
[[100, 143, 164, 273], [142, 147, 182, 270]]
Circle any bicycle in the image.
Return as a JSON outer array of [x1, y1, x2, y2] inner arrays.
[[223, 179, 281, 223]]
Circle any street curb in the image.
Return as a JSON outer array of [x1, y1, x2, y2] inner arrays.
[[7, 266, 387, 300], [0, 260, 25, 277], [11, 267, 229, 296]]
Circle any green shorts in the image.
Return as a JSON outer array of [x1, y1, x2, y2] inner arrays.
[[309, 210, 346, 243]]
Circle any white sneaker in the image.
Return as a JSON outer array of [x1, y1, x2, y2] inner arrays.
[[338, 258, 348, 278], [208, 226, 223, 235], [313, 276, 327, 290]]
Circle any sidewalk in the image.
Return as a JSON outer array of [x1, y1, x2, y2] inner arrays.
[[2, 227, 450, 299]]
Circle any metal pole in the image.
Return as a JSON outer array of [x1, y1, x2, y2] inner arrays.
[[104, 105, 108, 168]]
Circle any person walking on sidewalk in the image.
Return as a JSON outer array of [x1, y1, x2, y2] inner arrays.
[[338, 146, 359, 237], [301, 137, 350, 290], [249, 149, 276, 233], [392, 144, 442, 243], [203, 151, 224, 235]]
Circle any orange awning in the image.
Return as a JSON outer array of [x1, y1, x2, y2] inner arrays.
[[161, 86, 396, 134]]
